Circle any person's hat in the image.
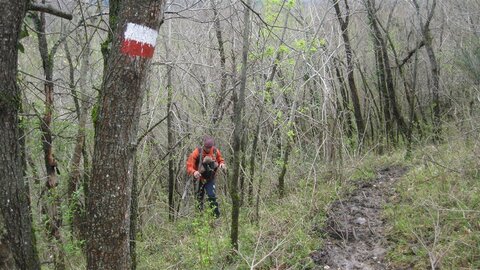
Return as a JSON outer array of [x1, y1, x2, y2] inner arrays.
[[203, 136, 214, 148]]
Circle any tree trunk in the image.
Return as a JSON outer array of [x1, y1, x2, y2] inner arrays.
[[95, 0, 121, 128], [407, 48, 420, 158], [230, 0, 251, 252], [0, 1, 41, 269], [367, 0, 409, 144], [426, 40, 441, 141], [86, 1, 166, 269], [167, 64, 175, 221], [380, 18, 425, 148], [101, 0, 121, 72], [248, 119, 260, 206], [33, 9, 66, 269], [129, 158, 139, 270], [333, 58, 353, 139], [239, 130, 248, 206], [365, 0, 397, 145], [332, 0, 366, 146], [210, 0, 228, 125], [412, 0, 441, 142], [65, 29, 90, 240], [278, 142, 291, 198]]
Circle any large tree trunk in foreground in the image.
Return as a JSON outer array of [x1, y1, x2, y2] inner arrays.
[[86, 1, 166, 269], [0, 1, 41, 269]]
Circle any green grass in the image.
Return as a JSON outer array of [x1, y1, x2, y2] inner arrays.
[[136, 176, 336, 269], [385, 139, 480, 269], [134, 148, 410, 269], [33, 125, 480, 269]]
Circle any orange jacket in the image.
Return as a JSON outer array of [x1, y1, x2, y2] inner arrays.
[[186, 147, 225, 180]]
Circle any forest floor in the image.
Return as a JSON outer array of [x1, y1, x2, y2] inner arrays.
[[310, 166, 408, 270]]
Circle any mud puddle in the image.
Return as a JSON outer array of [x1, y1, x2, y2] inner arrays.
[[311, 166, 408, 270]]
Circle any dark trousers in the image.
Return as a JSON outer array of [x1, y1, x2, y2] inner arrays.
[[195, 178, 220, 218]]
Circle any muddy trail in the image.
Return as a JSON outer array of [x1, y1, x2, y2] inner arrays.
[[311, 166, 408, 270]]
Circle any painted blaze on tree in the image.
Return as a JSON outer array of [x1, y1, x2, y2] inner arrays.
[[86, 0, 165, 269], [121, 22, 158, 58]]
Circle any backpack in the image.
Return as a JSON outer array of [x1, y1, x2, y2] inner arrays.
[[196, 147, 218, 180]]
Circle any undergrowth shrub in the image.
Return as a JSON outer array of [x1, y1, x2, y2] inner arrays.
[[135, 148, 352, 269]]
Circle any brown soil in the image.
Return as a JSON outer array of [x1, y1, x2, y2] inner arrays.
[[310, 166, 408, 270]]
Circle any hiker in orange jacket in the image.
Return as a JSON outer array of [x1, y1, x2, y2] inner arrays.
[[186, 136, 226, 217]]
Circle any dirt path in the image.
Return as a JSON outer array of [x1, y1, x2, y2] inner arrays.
[[311, 166, 408, 270]]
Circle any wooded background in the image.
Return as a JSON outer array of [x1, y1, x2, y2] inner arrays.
[[1, 0, 479, 269]]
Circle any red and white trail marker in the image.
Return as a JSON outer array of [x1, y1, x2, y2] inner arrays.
[[121, 23, 158, 58]]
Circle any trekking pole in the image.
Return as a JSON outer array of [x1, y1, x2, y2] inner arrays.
[[181, 177, 191, 201], [179, 172, 194, 216]]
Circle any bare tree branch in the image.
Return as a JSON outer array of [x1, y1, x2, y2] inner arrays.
[[137, 113, 169, 145], [397, 40, 425, 69], [28, 3, 73, 20]]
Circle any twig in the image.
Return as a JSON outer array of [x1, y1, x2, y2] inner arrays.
[[426, 155, 462, 174], [18, 70, 73, 91], [397, 41, 425, 69], [136, 113, 169, 145], [28, 3, 73, 20]]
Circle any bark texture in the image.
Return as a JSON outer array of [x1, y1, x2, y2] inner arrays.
[[86, 1, 166, 269], [0, 1, 40, 269]]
